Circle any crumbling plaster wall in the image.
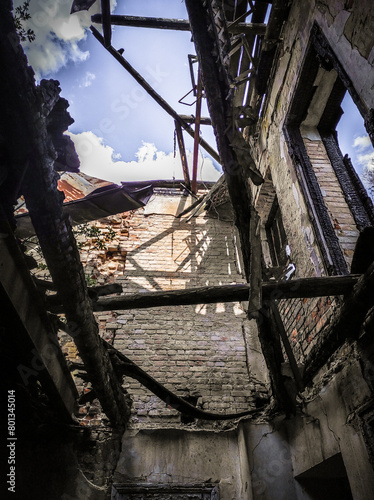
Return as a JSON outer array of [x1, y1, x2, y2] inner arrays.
[[240, 355, 374, 500]]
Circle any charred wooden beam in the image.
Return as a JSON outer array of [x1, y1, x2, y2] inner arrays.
[[191, 69, 203, 194], [47, 275, 361, 313], [0, 215, 78, 421], [0, 7, 129, 428], [174, 120, 191, 191], [185, 0, 263, 280], [91, 14, 267, 35], [257, 304, 296, 414], [90, 26, 220, 164], [255, 0, 290, 95], [105, 340, 264, 420], [179, 115, 212, 125], [101, 0, 111, 47], [304, 262, 374, 385]]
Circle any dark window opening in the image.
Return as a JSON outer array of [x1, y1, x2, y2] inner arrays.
[[296, 453, 353, 500]]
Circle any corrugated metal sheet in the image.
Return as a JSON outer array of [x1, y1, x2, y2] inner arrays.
[[15, 173, 153, 238]]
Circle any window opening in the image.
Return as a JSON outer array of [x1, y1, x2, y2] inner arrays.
[[338, 92, 374, 201]]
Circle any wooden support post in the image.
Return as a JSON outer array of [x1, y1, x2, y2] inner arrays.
[[174, 120, 191, 191], [248, 207, 262, 318], [185, 0, 263, 280], [90, 26, 221, 164], [191, 68, 203, 194], [47, 275, 361, 313], [101, 0, 111, 47], [0, 12, 129, 427], [257, 304, 296, 413], [270, 302, 304, 392]]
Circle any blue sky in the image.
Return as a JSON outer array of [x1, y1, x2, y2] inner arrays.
[[17, 0, 220, 183], [15, 0, 373, 191]]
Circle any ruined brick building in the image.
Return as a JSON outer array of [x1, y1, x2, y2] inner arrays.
[[1, 0, 374, 499]]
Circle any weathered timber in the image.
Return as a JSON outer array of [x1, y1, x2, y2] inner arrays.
[[105, 340, 264, 420], [304, 262, 374, 385], [45, 275, 360, 313], [248, 207, 262, 318], [174, 120, 191, 191], [90, 26, 221, 164], [176, 175, 225, 218], [185, 0, 262, 280], [101, 0, 111, 47], [257, 304, 296, 414], [191, 69, 203, 194], [351, 227, 374, 274], [270, 302, 304, 392], [0, 7, 129, 427], [0, 214, 78, 420], [90, 14, 267, 35], [179, 115, 212, 125]]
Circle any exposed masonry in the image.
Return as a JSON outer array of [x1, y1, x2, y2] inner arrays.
[[68, 192, 268, 427]]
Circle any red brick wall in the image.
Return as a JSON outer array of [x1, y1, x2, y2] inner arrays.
[[304, 137, 359, 268]]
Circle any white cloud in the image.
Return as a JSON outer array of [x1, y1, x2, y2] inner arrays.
[[358, 151, 374, 172], [13, 0, 104, 79], [79, 71, 96, 87], [353, 135, 372, 151], [66, 131, 221, 183]]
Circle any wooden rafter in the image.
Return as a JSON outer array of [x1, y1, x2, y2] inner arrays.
[[0, 6, 129, 428], [47, 275, 361, 313], [90, 26, 221, 164], [91, 14, 267, 35]]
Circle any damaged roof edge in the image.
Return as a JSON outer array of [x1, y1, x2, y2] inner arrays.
[[15, 183, 153, 238]]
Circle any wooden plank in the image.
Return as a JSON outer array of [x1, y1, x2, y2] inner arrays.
[[0, 222, 78, 420], [90, 26, 221, 164], [45, 275, 361, 313], [101, 0, 111, 47], [174, 120, 191, 191], [91, 14, 267, 35], [191, 69, 203, 194], [257, 304, 295, 413], [179, 115, 212, 125]]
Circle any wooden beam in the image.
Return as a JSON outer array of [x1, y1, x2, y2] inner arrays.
[[0, 11, 129, 427], [185, 0, 263, 281], [257, 304, 296, 414], [174, 120, 191, 191], [48, 275, 361, 313], [91, 14, 267, 35], [191, 68, 203, 194], [105, 340, 264, 420], [101, 0, 111, 47], [179, 115, 212, 125], [0, 218, 78, 421], [90, 26, 221, 164]]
